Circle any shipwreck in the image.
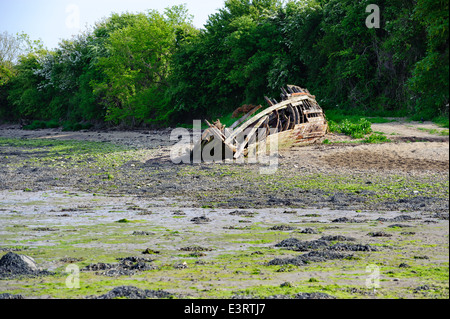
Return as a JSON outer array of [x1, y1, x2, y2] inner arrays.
[[191, 85, 328, 161]]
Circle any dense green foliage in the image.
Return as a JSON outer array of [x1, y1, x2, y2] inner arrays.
[[0, 1, 448, 128], [328, 118, 373, 138]]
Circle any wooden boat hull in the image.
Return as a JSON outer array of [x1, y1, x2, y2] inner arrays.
[[192, 85, 328, 160]]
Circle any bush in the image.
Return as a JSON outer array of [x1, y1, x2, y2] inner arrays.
[[363, 133, 391, 144], [329, 118, 373, 139], [62, 122, 93, 132], [23, 120, 60, 130]]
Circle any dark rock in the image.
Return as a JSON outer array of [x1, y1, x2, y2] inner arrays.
[[81, 257, 158, 277], [132, 231, 153, 236], [432, 212, 449, 220], [0, 252, 46, 279], [191, 216, 212, 224], [414, 285, 431, 293], [270, 225, 296, 231], [300, 228, 319, 234], [142, 248, 160, 255], [117, 256, 154, 263], [328, 243, 378, 252], [377, 215, 416, 222], [179, 246, 212, 252], [332, 217, 361, 223], [31, 227, 58, 232], [274, 238, 302, 248], [319, 235, 356, 242], [275, 238, 330, 251], [268, 251, 350, 266], [368, 231, 393, 237], [94, 286, 173, 299], [414, 255, 429, 260], [174, 262, 188, 269], [81, 263, 115, 272], [400, 232, 416, 236], [293, 240, 330, 252]]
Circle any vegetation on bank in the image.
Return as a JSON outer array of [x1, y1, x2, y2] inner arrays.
[[0, 0, 448, 129]]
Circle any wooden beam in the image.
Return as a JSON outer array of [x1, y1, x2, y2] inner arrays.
[[287, 105, 296, 129], [293, 104, 301, 125], [229, 105, 262, 130], [205, 120, 226, 141], [224, 95, 310, 145], [205, 120, 237, 153], [264, 96, 274, 107], [234, 115, 269, 159]]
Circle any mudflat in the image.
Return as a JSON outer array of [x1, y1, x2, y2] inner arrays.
[[0, 120, 448, 299]]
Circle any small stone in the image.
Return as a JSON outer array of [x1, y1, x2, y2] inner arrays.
[[191, 216, 212, 224], [174, 262, 188, 269], [300, 228, 319, 234]]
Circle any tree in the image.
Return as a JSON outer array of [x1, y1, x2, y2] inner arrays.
[[0, 32, 44, 120], [92, 5, 196, 126], [169, 0, 284, 123], [408, 0, 449, 117]]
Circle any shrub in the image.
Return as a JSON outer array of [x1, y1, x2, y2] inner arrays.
[[329, 118, 373, 139], [62, 122, 93, 132], [23, 120, 60, 130], [363, 133, 391, 144]]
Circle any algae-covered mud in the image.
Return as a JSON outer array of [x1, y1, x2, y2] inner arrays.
[[0, 122, 448, 299]]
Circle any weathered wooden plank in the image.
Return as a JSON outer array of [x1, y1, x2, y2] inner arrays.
[[229, 105, 262, 130], [264, 96, 274, 106], [271, 109, 280, 133], [205, 120, 226, 141], [293, 104, 301, 125], [234, 115, 269, 159], [287, 105, 297, 129], [224, 95, 310, 145], [205, 120, 237, 153], [284, 114, 291, 131], [194, 86, 327, 161]]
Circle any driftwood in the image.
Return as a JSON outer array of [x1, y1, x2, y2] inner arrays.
[[192, 85, 328, 161]]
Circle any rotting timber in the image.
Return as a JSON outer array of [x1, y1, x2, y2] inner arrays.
[[192, 85, 328, 161]]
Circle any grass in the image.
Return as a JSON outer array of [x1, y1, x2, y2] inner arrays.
[[432, 116, 449, 128], [363, 133, 391, 144], [0, 131, 448, 299], [0, 137, 152, 170], [328, 118, 373, 139], [417, 127, 449, 136], [1, 201, 448, 299]]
